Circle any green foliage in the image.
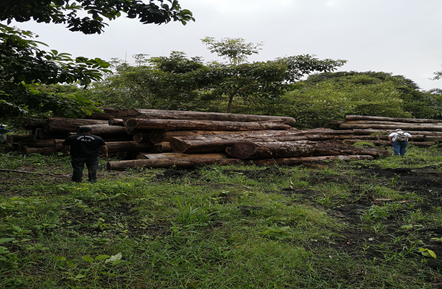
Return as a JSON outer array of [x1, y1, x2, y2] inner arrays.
[[0, 0, 194, 34], [88, 47, 347, 113], [280, 72, 432, 128], [0, 0, 194, 118], [201, 37, 263, 65]]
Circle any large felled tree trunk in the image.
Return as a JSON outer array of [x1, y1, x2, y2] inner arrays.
[[88, 108, 296, 125], [345, 115, 441, 123], [125, 118, 291, 131], [225, 140, 318, 159], [45, 117, 108, 133]]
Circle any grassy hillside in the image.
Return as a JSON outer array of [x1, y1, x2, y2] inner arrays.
[[1, 145, 442, 288]]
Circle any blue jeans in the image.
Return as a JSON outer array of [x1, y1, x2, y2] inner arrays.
[[71, 156, 99, 182], [392, 141, 408, 156]]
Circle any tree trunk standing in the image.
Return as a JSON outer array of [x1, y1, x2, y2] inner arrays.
[[345, 115, 442, 123], [124, 109, 297, 126], [45, 117, 108, 133], [226, 141, 318, 159], [125, 118, 291, 131]]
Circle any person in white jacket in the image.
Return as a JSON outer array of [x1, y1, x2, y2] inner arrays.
[[388, 129, 412, 156]]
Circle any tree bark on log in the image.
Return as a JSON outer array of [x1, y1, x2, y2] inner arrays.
[[340, 123, 442, 131], [342, 139, 436, 147], [226, 140, 388, 159], [45, 117, 108, 133], [226, 141, 318, 159], [34, 139, 61, 148], [345, 115, 442, 123], [126, 118, 291, 131], [108, 118, 125, 126], [169, 130, 370, 153], [123, 109, 297, 126], [136, 152, 228, 160], [25, 147, 57, 155], [75, 124, 128, 136], [148, 129, 250, 143], [9, 134, 34, 142]]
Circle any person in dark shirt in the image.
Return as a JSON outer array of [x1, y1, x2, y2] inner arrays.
[[62, 127, 108, 182]]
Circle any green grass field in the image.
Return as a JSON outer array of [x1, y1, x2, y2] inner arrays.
[[1, 145, 442, 288]]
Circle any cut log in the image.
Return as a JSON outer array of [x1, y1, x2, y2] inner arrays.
[[226, 140, 389, 159], [46, 117, 108, 133], [342, 139, 436, 147], [106, 141, 153, 153], [351, 129, 442, 136], [9, 134, 34, 142], [345, 115, 442, 123], [340, 123, 442, 131], [107, 158, 243, 170], [169, 130, 365, 153], [125, 118, 291, 131], [108, 118, 125, 126], [75, 124, 128, 136], [124, 109, 297, 126], [226, 141, 317, 159], [153, 142, 172, 153], [34, 139, 59, 148], [25, 147, 57, 155], [148, 129, 250, 143], [136, 152, 228, 160]]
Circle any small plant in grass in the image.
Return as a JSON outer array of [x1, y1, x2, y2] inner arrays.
[[419, 248, 436, 259], [361, 205, 390, 222]]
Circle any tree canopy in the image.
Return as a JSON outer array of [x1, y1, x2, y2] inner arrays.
[[87, 39, 347, 113], [0, 0, 194, 119]]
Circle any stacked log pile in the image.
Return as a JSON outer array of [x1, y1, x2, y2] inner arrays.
[[337, 115, 442, 147], [5, 110, 404, 170]]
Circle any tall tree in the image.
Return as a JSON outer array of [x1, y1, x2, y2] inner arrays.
[[0, 0, 194, 119]]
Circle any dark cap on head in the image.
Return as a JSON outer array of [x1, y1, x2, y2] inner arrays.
[[78, 127, 92, 133]]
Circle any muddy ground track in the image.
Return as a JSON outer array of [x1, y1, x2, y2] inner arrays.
[[3, 163, 442, 269]]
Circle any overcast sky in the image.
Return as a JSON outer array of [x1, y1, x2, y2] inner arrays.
[[10, 0, 442, 91]]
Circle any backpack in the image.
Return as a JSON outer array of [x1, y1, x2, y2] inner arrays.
[[396, 132, 408, 142]]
